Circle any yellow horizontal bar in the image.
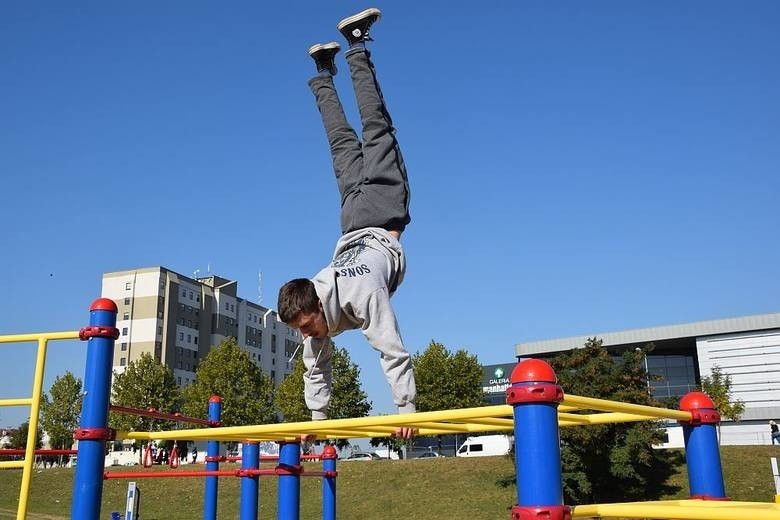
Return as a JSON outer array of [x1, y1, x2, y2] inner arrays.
[[557, 412, 592, 424], [0, 331, 80, 343], [572, 500, 780, 520], [0, 461, 25, 469], [119, 396, 691, 444], [466, 418, 515, 428], [563, 395, 692, 421], [0, 398, 33, 407]]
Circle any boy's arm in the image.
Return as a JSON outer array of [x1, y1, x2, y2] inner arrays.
[[302, 336, 334, 420], [358, 288, 416, 415]]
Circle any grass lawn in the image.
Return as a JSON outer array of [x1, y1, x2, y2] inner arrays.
[[1, 446, 778, 519]]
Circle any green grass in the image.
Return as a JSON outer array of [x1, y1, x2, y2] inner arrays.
[[1, 447, 778, 519]]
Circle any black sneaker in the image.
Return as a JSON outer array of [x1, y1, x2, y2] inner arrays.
[[308, 42, 340, 75], [337, 8, 381, 46]]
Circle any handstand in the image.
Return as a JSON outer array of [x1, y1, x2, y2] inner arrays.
[[277, 8, 416, 438]]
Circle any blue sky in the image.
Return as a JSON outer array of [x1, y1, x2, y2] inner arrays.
[[1, 2, 778, 427]]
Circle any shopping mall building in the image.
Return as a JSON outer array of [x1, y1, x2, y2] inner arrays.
[[481, 312, 780, 447]]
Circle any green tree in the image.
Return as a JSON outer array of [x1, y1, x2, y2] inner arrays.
[[41, 372, 83, 451], [408, 341, 484, 453], [10, 421, 43, 449], [549, 338, 680, 503], [277, 345, 371, 450], [412, 341, 484, 411], [182, 338, 275, 428], [700, 365, 745, 442], [109, 353, 181, 434]]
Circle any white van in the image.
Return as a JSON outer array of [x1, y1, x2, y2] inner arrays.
[[456, 435, 513, 458]]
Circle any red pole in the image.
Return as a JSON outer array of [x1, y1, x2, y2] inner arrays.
[[109, 405, 212, 426]]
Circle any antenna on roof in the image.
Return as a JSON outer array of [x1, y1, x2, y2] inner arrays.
[[258, 269, 263, 304]]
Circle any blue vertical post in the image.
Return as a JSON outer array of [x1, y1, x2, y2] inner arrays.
[[321, 445, 337, 520], [240, 442, 260, 520], [679, 391, 727, 499], [277, 441, 301, 520], [71, 298, 119, 520], [505, 359, 570, 520], [204, 396, 222, 520]]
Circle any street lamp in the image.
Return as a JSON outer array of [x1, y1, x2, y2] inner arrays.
[[635, 347, 651, 393]]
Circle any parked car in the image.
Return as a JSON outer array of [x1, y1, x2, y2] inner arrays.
[[340, 452, 381, 461], [415, 451, 445, 459]]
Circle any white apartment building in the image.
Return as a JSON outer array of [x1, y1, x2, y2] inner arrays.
[[101, 267, 300, 388]]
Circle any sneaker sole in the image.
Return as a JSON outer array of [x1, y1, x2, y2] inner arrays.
[[337, 7, 381, 31], [308, 42, 341, 56]]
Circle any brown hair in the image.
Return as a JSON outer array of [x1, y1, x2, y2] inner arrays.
[[277, 278, 319, 324]]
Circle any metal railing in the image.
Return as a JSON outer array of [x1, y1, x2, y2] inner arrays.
[[0, 331, 80, 520]]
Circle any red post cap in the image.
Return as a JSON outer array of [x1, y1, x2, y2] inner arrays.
[[321, 445, 337, 459], [679, 391, 715, 411], [510, 359, 557, 384], [90, 298, 118, 312], [209, 395, 222, 403]]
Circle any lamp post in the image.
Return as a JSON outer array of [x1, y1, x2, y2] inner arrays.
[[635, 347, 651, 393]]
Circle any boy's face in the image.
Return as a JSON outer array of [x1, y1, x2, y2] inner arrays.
[[290, 304, 328, 340]]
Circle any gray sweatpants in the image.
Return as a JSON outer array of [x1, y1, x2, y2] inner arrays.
[[309, 49, 411, 234]]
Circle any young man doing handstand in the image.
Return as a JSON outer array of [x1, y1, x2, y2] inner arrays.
[[277, 8, 415, 439]]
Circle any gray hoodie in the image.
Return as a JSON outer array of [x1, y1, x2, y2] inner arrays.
[[302, 227, 416, 419]]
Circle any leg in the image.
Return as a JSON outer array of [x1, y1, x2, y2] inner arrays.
[[343, 49, 411, 234], [309, 75, 367, 234]]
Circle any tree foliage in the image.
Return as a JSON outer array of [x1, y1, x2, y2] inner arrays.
[[549, 338, 680, 503], [41, 371, 83, 450], [412, 341, 484, 412], [109, 352, 181, 433], [182, 338, 275, 427], [700, 365, 745, 423], [10, 421, 43, 449], [277, 345, 371, 450]]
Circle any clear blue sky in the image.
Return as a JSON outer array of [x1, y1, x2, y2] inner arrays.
[[1, 2, 778, 427]]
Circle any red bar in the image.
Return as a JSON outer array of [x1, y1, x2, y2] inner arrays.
[[0, 449, 77, 456], [104, 468, 336, 479], [109, 405, 212, 426]]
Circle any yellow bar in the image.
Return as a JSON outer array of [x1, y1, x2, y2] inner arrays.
[[0, 461, 25, 469], [17, 337, 50, 520], [466, 418, 515, 428], [563, 394, 692, 421], [0, 331, 79, 343], [572, 501, 780, 520], [0, 398, 33, 407]]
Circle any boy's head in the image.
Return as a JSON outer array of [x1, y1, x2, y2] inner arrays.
[[278, 278, 329, 339]]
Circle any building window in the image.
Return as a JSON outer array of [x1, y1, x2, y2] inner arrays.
[[179, 332, 184, 341], [194, 337, 198, 345], [225, 302, 229, 310], [124, 297, 130, 305], [158, 326, 163, 334], [120, 357, 126, 366], [125, 282, 132, 290], [123, 312, 130, 320], [182, 289, 187, 297], [271, 335, 276, 353], [122, 327, 128, 336], [189, 291, 193, 300], [272, 358, 275, 365], [187, 334, 191, 343], [121, 342, 127, 351], [230, 304, 234, 312]]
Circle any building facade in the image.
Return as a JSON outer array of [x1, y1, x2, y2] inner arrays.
[[513, 313, 780, 446], [101, 267, 300, 389]]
